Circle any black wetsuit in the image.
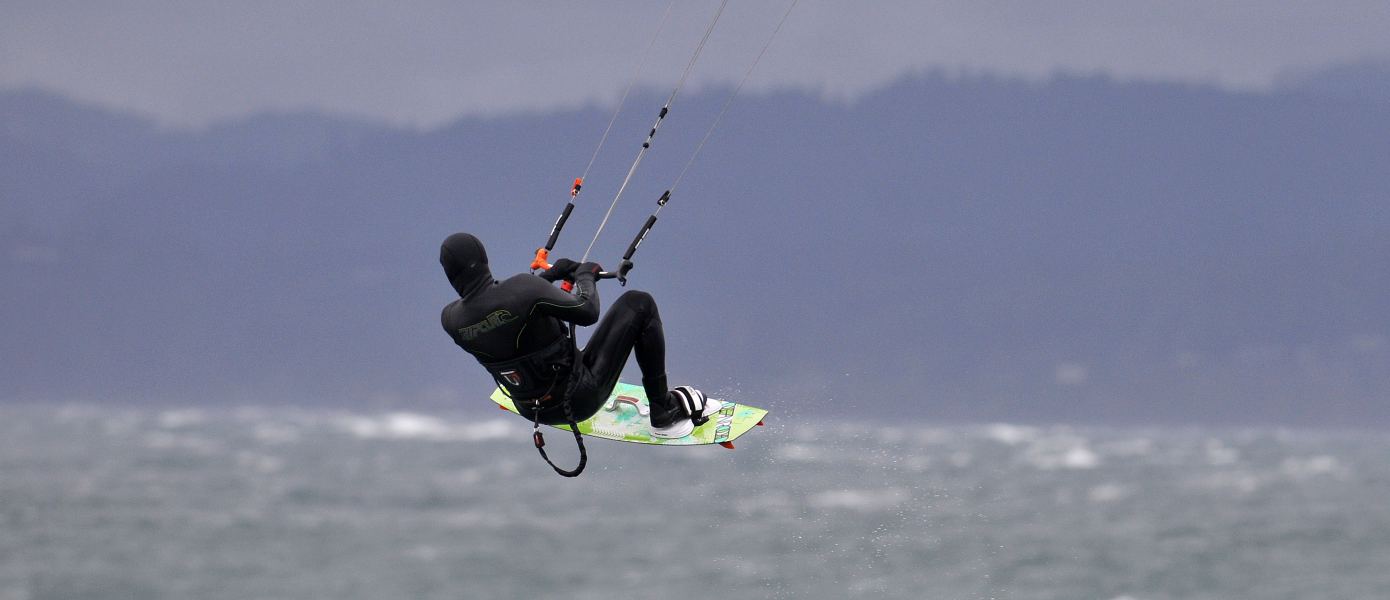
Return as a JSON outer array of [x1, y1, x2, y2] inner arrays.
[[439, 233, 677, 426]]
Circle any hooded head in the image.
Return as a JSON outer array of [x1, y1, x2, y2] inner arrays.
[[440, 232, 494, 297]]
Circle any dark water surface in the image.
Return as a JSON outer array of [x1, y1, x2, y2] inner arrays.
[[2, 405, 1387, 599]]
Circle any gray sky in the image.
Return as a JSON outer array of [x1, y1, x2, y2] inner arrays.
[[4, 1, 1390, 128]]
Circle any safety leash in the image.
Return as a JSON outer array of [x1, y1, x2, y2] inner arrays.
[[530, 397, 587, 478]]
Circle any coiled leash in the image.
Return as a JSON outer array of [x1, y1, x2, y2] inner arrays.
[[500, 363, 586, 474], [530, 397, 587, 478]]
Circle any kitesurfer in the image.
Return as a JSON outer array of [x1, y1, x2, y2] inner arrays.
[[439, 232, 717, 438]]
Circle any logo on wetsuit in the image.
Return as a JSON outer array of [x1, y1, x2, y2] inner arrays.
[[457, 309, 518, 341]]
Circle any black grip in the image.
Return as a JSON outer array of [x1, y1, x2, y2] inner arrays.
[[545, 203, 575, 250], [623, 215, 659, 260]]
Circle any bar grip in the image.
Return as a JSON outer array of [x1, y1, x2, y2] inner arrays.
[[544, 203, 575, 251], [623, 215, 658, 261]]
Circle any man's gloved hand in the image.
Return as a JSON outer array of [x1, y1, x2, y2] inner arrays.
[[575, 262, 603, 281], [539, 258, 580, 283]]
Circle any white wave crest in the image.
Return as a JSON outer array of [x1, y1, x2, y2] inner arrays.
[[336, 413, 518, 442], [1280, 455, 1347, 480], [985, 423, 1038, 445], [773, 443, 823, 463], [807, 488, 910, 512], [1023, 435, 1101, 470]]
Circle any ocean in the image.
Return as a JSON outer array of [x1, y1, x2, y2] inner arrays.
[[2, 404, 1387, 599]]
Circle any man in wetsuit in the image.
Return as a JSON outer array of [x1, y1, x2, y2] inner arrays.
[[439, 232, 716, 439]]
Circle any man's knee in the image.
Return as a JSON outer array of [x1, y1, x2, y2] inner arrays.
[[616, 290, 657, 314]]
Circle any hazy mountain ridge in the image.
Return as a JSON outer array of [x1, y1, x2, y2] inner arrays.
[[1276, 58, 1390, 102], [3, 71, 1387, 425]]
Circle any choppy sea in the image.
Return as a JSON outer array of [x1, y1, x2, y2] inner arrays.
[[2, 403, 1387, 600]]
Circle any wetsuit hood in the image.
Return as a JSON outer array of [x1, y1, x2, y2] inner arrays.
[[440, 232, 494, 298]]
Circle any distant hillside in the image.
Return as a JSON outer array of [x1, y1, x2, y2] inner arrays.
[[1276, 58, 1390, 102], [3, 73, 1387, 426]]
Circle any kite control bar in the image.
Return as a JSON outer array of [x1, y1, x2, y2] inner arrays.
[[538, 189, 667, 287], [527, 255, 620, 292], [530, 192, 662, 289]]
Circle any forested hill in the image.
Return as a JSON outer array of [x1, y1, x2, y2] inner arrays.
[[3, 71, 1387, 426]]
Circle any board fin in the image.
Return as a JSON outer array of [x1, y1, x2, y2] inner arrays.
[[719, 441, 735, 450]]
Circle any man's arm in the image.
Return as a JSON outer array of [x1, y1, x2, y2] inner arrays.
[[440, 302, 466, 348], [527, 269, 600, 326]]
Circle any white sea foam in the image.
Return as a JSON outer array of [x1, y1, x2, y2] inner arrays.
[[913, 428, 959, 445], [807, 488, 910, 512], [774, 443, 823, 463], [141, 431, 223, 454], [157, 409, 206, 428], [1280, 455, 1346, 479], [1189, 470, 1265, 494], [947, 451, 973, 468], [985, 423, 1038, 445], [1088, 483, 1129, 503], [1204, 438, 1240, 465], [1022, 435, 1101, 470], [235, 451, 284, 474], [252, 422, 302, 444], [848, 577, 890, 595], [406, 544, 442, 562], [54, 404, 110, 423], [734, 490, 797, 517], [1098, 437, 1154, 457], [440, 511, 506, 530], [903, 454, 932, 471], [335, 413, 517, 442], [99, 412, 146, 436], [789, 424, 822, 442], [875, 427, 908, 444]]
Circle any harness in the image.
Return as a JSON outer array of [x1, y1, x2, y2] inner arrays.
[[480, 334, 575, 402], [484, 333, 587, 477]]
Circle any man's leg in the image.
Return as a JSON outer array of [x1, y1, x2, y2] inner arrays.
[[580, 290, 682, 426]]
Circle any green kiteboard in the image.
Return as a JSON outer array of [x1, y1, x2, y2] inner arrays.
[[491, 381, 767, 448]]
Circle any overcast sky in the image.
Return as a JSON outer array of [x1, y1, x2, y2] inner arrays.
[[3, 1, 1390, 128]]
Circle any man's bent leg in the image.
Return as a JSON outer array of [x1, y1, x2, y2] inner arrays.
[[580, 291, 681, 424]]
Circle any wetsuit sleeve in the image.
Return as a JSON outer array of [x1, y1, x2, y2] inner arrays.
[[529, 272, 600, 326]]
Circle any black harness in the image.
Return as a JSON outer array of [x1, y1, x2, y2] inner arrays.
[[480, 334, 575, 402], [483, 332, 587, 477]]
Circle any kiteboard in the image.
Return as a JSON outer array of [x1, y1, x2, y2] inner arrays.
[[490, 381, 767, 448]]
